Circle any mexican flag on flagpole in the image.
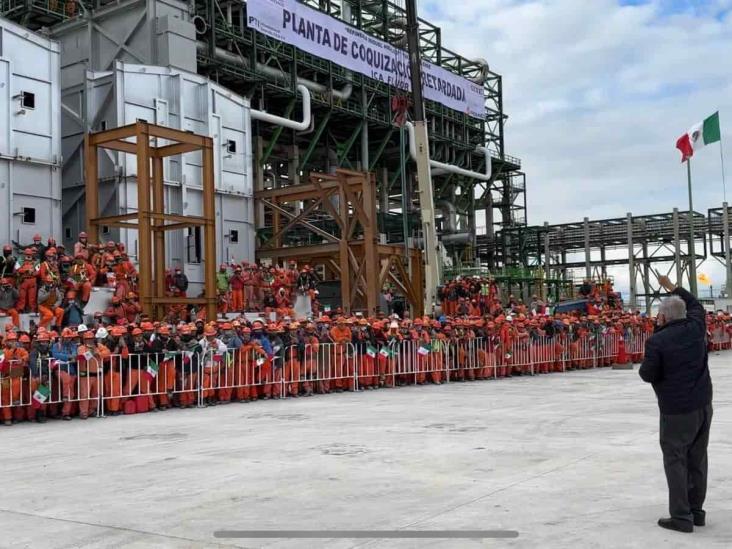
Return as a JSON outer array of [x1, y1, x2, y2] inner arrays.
[[32, 385, 50, 409], [676, 112, 721, 162]]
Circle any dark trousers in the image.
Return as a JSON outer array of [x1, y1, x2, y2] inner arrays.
[[660, 403, 712, 522]]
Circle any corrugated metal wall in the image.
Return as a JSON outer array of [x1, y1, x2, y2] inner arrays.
[[0, 18, 61, 245], [61, 62, 255, 288]]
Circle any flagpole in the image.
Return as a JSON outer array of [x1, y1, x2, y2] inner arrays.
[[721, 134, 727, 203], [687, 158, 698, 296]]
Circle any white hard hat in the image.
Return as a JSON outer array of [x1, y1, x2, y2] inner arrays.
[[95, 327, 108, 339], [389, 321, 399, 329], [77, 324, 88, 333]]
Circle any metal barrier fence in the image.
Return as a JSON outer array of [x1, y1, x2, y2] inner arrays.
[[0, 333, 651, 420]]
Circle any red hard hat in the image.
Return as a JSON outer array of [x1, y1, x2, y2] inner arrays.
[[23, 248, 34, 256], [79, 232, 87, 238], [219, 264, 227, 270], [2, 245, 11, 252]]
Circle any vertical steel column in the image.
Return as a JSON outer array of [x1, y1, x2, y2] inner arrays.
[[724, 202, 732, 297], [338, 179, 351, 313], [406, 0, 440, 312], [84, 134, 99, 241], [363, 173, 379, 315], [583, 217, 591, 279], [627, 212, 636, 310], [641, 222, 651, 315], [673, 208, 682, 285], [202, 138, 218, 321], [136, 123, 153, 317], [152, 155, 166, 318]]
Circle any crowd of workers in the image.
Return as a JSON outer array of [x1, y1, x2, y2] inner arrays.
[[0, 233, 322, 331], [1, 239, 730, 427], [437, 276, 623, 317]]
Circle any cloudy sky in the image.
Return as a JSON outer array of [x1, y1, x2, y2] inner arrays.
[[423, 0, 732, 293]]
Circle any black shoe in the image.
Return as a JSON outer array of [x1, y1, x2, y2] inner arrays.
[[658, 518, 693, 533], [692, 511, 706, 527]]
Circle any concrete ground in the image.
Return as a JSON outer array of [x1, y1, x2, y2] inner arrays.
[[2, 355, 731, 549]]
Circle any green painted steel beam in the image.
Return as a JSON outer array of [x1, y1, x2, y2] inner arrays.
[[336, 120, 364, 168], [259, 98, 296, 166], [298, 110, 332, 173], [368, 126, 395, 171]]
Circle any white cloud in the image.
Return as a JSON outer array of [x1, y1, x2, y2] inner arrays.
[[425, 0, 732, 292]]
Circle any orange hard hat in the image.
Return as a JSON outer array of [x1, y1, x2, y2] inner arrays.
[[37, 332, 51, 342], [83, 331, 95, 339], [132, 328, 143, 336], [204, 326, 216, 337], [4, 331, 17, 341]]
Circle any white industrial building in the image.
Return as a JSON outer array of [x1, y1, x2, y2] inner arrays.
[[0, 18, 62, 246], [62, 61, 255, 287]]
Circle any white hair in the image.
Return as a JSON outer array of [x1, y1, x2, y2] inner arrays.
[[658, 295, 686, 322]]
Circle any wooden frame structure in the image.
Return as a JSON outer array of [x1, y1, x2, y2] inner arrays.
[[257, 169, 424, 316], [84, 121, 217, 320]]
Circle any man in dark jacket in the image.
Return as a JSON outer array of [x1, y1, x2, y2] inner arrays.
[[639, 274, 713, 533]]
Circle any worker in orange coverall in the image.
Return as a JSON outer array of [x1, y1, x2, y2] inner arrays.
[[37, 276, 65, 329], [16, 248, 38, 312], [76, 330, 109, 419], [329, 317, 354, 392], [0, 331, 29, 425]]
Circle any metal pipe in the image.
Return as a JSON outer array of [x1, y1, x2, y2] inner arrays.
[[436, 200, 458, 233], [199, 42, 354, 101], [405, 122, 492, 181], [250, 84, 311, 131]]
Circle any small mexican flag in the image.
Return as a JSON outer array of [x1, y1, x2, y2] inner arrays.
[[145, 360, 159, 380], [256, 356, 266, 366], [366, 345, 377, 358], [32, 384, 50, 409], [676, 112, 721, 162], [379, 347, 393, 358], [164, 352, 177, 361], [417, 344, 431, 356]]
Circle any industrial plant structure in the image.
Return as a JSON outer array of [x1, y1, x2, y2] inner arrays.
[[0, 0, 526, 303]]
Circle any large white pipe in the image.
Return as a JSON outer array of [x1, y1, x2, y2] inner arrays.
[[200, 42, 354, 101], [405, 122, 492, 181], [250, 84, 311, 131]]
